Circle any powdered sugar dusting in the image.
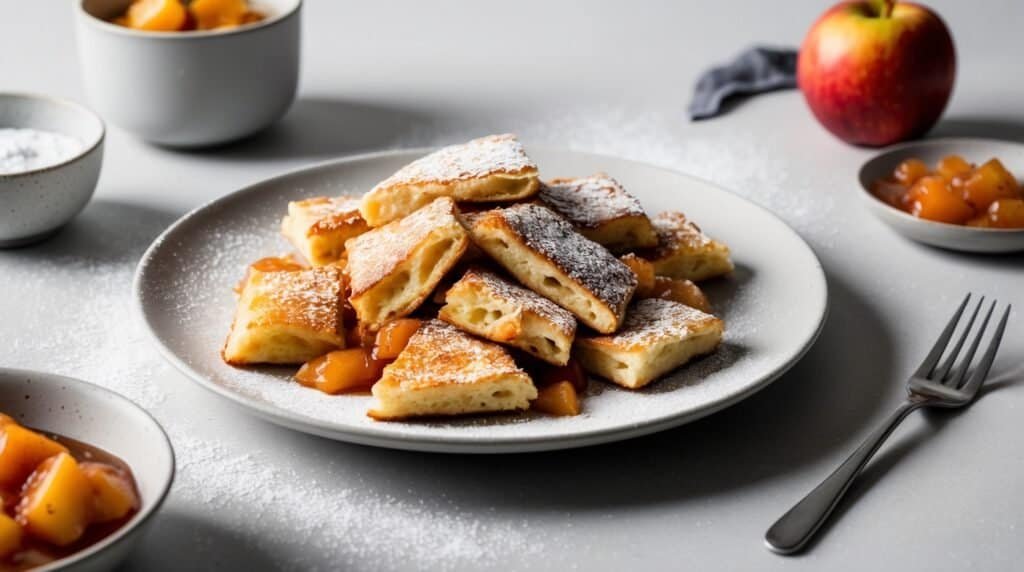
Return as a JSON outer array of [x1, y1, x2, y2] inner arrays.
[[3, 110, 827, 570], [346, 197, 465, 295], [248, 267, 344, 333], [384, 320, 525, 389], [465, 269, 576, 337], [584, 298, 722, 350], [373, 134, 537, 188], [137, 145, 803, 444], [539, 173, 647, 229], [489, 203, 637, 317], [386, 106, 837, 247], [287, 196, 364, 233], [647, 211, 717, 256], [4, 258, 168, 411], [169, 428, 544, 570]]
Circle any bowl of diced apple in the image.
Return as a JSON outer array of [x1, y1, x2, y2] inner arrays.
[[0, 368, 174, 571]]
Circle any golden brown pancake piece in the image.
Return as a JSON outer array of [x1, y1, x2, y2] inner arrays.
[[368, 320, 537, 420], [223, 266, 345, 365], [467, 203, 637, 333], [280, 196, 369, 267], [574, 298, 723, 389], [439, 268, 577, 365], [539, 173, 657, 252], [639, 211, 733, 281], [346, 197, 469, 329], [360, 134, 539, 226]]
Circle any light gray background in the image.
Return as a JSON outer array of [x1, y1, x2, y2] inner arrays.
[[2, 1, 1023, 570]]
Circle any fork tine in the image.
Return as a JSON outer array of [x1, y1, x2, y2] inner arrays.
[[934, 296, 984, 383], [958, 304, 1012, 397], [948, 300, 997, 389], [913, 293, 971, 378]]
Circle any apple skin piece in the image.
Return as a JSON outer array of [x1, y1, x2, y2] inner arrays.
[[798, 0, 955, 147]]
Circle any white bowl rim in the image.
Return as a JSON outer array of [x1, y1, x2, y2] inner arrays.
[[0, 92, 105, 181], [76, 0, 302, 40], [0, 367, 175, 572], [857, 136, 1024, 236]]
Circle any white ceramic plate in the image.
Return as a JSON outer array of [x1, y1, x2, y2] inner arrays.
[[134, 149, 828, 453], [0, 368, 174, 572], [858, 137, 1024, 253]]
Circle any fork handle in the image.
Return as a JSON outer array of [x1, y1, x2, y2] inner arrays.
[[765, 400, 923, 554]]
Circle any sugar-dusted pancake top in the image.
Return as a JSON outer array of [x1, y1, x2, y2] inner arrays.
[[539, 173, 646, 228], [460, 268, 576, 336], [346, 197, 462, 297], [248, 267, 344, 332], [290, 196, 364, 234], [584, 298, 722, 351], [479, 203, 637, 315], [373, 134, 537, 188], [384, 320, 525, 390], [649, 211, 717, 255]]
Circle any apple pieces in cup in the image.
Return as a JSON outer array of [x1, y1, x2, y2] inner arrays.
[[112, 0, 265, 32], [872, 155, 1024, 227], [0, 415, 140, 568]]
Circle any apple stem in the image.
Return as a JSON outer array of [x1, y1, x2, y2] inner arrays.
[[878, 0, 895, 17]]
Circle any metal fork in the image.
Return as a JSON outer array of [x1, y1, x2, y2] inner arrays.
[[765, 294, 1012, 555]]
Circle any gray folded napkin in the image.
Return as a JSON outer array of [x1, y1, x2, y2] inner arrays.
[[689, 46, 798, 120]]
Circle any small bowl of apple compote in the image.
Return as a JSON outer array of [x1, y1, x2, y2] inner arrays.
[[0, 369, 173, 571], [859, 137, 1024, 253]]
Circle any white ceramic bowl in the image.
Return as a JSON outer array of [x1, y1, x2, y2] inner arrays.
[[0, 368, 174, 572], [859, 137, 1024, 253], [75, 0, 301, 147], [0, 93, 105, 248]]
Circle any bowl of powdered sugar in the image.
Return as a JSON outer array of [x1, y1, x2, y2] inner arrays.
[[0, 93, 104, 247]]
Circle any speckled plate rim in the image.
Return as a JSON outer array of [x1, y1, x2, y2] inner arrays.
[[857, 137, 1024, 253], [133, 148, 829, 454], [0, 367, 175, 571]]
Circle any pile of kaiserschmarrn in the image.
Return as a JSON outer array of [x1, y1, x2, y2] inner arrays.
[[223, 134, 733, 421]]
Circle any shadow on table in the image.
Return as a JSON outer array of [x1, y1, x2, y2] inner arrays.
[[981, 361, 1024, 395], [271, 274, 903, 513], [802, 358, 1024, 553], [930, 116, 1024, 143], [161, 97, 441, 162], [0, 199, 179, 266], [120, 510, 277, 571], [909, 241, 1024, 267]]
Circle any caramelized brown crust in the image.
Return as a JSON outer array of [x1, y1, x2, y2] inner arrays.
[[574, 298, 724, 389], [638, 211, 733, 281], [438, 268, 577, 365], [539, 173, 657, 251], [377, 320, 526, 390], [367, 320, 537, 420], [360, 134, 540, 226], [579, 298, 721, 352], [380, 134, 537, 187], [345, 197, 469, 328], [281, 196, 369, 267], [222, 267, 346, 365], [346, 197, 467, 298], [468, 203, 637, 333]]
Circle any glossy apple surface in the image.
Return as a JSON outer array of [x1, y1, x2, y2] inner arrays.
[[798, 1, 956, 146]]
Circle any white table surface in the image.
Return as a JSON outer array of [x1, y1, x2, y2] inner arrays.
[[3, 1, 1023, 570]]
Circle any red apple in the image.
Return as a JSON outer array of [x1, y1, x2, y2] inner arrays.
[[798, 0, 956, 146]]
